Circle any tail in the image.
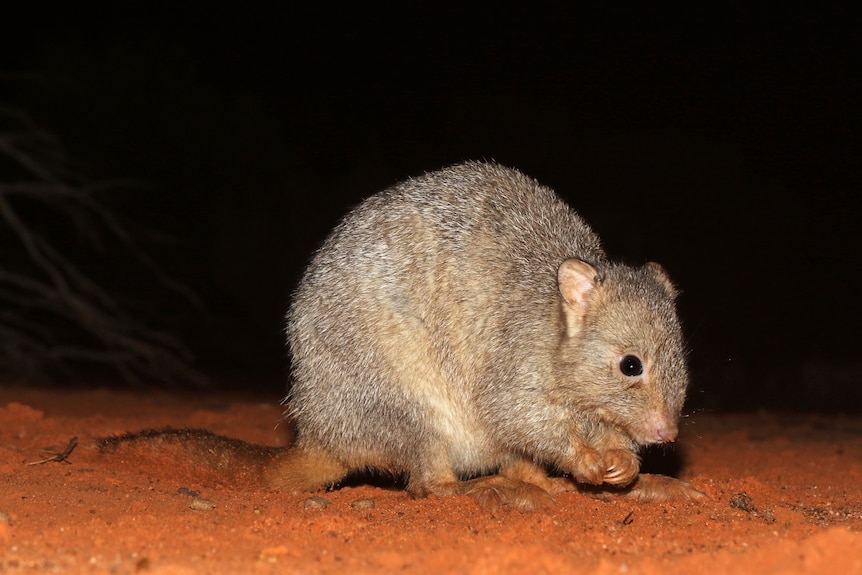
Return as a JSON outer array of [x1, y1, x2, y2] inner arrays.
[[98, 428, 348, 492], [264, 442, 348, 492]]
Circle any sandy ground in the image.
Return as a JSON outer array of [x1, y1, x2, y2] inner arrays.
[[1, 385, 860, 574]]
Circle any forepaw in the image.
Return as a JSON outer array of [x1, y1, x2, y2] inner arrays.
[[581, 473, 708, 502], [602, 448, 640, 486], [570, 447, 606, 485]]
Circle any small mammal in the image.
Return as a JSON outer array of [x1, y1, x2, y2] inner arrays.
[[101, 161, 704, 511], [273, 161, 703, 510]]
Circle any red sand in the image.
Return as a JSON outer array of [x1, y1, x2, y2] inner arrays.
[[1, 386, 860, 574]]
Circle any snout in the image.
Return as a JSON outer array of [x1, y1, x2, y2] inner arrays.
[[641, 412, 678, 444]]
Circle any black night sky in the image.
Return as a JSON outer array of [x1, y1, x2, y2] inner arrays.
[[1, 5, 859, 411]]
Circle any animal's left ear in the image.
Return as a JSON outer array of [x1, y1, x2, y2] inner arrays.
[[644, 262, 678, 299], [558, 259, 600, 309], [558, 259, 602, 337]]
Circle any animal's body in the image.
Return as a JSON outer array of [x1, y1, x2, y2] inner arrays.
[[272, 161, 702, 510]]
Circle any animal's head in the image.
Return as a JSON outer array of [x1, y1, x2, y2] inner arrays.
[[554, 259, 688, 445]]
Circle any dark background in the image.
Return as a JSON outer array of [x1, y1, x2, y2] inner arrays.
[[1, 5, 858, 411]]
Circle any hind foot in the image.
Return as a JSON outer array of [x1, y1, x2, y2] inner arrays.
[[462, 475, 557, 513], [415, 475, 557, 514], [581, 473, 708, 502]]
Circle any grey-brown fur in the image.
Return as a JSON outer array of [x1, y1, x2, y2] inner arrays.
[[282, 161, 700, 510]]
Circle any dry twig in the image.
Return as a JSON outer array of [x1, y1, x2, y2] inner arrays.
[[27, 436, 78, 465]]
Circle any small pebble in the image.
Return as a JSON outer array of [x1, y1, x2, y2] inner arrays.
[[189, 497, 216, 511], [351, 498, 376, 509], [729, 492, 754, 513], [303, 496, 331, 510], [178, 487, 200, 497], [0, 511, 12, 525]]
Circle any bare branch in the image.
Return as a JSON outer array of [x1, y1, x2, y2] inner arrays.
[[0, 104, 206, 385]]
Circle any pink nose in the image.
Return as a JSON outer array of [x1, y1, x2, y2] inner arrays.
[[657, 425, 677, 443]]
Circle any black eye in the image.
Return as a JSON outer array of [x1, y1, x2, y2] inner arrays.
[[619, 355, 643, 377]]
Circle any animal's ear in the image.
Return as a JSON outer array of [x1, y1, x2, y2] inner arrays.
[[644, 262, 678, 299], [558, 259, 601, 336]]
